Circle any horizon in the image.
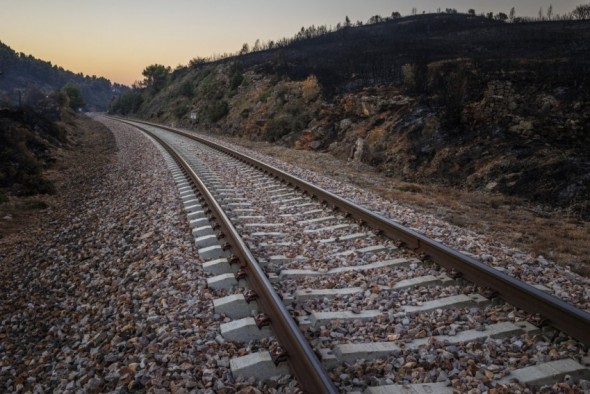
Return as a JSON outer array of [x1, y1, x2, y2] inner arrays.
[[1, 0, 587, 86]]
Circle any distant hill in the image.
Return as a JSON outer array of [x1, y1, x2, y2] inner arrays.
[[0, 41, 127, 111]]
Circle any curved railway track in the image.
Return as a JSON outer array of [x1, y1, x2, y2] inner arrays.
[[110, 117, 590, 393]]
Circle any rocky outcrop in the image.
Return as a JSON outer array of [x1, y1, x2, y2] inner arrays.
[[135, 62, 590, 217], [464, 80, 517, 126]]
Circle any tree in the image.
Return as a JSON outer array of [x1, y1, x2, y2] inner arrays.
[[239, 43, 249, 55], [252, 39, 261, 52], [509, 7, 515, 22], [468, 9, 476, 16], [141, 64, 170, 92], [547, 4, 553, 20], [344, 16, 351, 27], [538, 7, 543, 20], [572, 3, 590, 19], [189, 57, 207, 68], [495, 12, 508, 21], [368, 15, 383, 24], [391, 11, 401, 19], [486, 12, 494, 19], [109, 89, 143, 115], [61, 82, 84, 110], [411, 7, 417, 15]]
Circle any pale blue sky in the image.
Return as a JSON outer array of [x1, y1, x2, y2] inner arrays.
[[0, 1, 585, 85]]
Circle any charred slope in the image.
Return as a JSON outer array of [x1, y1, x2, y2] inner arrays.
[[233, 14, 590, 94], [122, 14, 590, 217]]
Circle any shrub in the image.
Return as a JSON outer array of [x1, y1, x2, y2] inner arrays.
[[19, 175, 56, 196], [180, 81, 194, 98], [302, 75, 321, 102], [206, 100, 229, 122], [264, 96, 312, 142], [265, 115, 292, 142], [258, 91, 271, 103], [229, 73, 244, 91], [229, 62, 245, 91], [61, 82, 85, 110], [173, 104, 189, 118], [23, 200, 48, 210], [200, 76, 226, 100], [397, 182, 423, 193], [402, 62, 428, 94]]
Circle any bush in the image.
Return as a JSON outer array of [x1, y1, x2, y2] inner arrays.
[[109, 90, 143, 115], [258, 91, 271, 103], [19, 175, 56, 196], [61, 82, 85, 110], [229, 62, 245, 91], [396, 182, 423, 193], [199, 73, 226, 100], [0, 190, 7, 203], [173, 104, 189, 118], [402, 62, 428, 94], [180, 81, 194, 98], [205, 100, 229, 122], [23, 200, 48, 210], [302, 75, 321, 102], [264, 97, 312, 142], [229, 73, 244, 91], [265, 115, 292, 142]]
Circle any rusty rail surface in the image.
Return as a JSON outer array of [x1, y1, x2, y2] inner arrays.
[[124, 121, 338, 394], [123, 118, 590, 346]]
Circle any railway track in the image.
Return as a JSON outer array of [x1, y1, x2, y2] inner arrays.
[[111, 117, 590, 393]]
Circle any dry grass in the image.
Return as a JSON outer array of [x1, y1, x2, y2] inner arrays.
[[225, 136, 590, 278], [301, 75, 321, 102]]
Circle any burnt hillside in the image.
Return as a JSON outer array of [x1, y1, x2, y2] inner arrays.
[[112, 13, 590, 217], [232, 14, 590, 94]]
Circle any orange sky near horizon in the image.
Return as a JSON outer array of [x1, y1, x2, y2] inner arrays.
[[1, 0, 586, 86]]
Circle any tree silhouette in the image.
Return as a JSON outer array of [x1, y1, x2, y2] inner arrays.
[[572, 3, 590, 19], [141, 64, 170, 92], [495, 12, 508, 22], [62, 82, 85, 110], [239, 43, 250, 55]]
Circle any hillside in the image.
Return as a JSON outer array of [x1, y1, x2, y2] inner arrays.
[[110, 14, 590, 218], [0, 41, 127, 111], [0, 96, 71, 203]]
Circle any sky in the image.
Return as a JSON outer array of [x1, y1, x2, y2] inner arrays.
[[0, 1, 586, 86]]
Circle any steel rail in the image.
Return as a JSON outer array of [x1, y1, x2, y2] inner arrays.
[[124, 118, 590, 346], [124, 121, 338, 394]]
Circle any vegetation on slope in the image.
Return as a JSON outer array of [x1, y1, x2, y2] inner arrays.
[[0, 92, 76, 200], [109, 11, 590, 218]]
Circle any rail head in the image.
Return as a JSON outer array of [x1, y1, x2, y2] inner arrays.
[[123, 117, 590, 347]]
